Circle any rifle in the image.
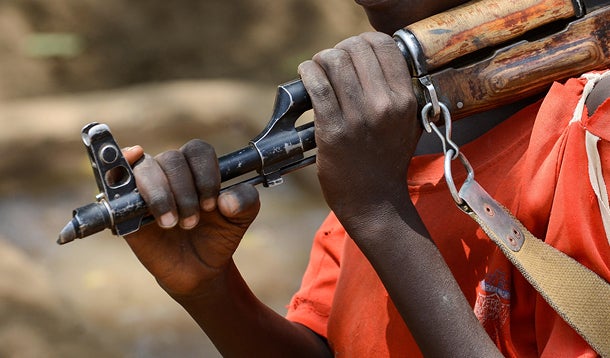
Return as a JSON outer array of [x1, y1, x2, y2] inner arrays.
[[58, 0, 610, 244]]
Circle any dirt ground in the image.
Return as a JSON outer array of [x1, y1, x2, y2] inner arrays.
[[0, 2, 369, 357]]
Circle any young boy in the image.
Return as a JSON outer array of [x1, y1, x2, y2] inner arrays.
[[122, 0, 610, 356]]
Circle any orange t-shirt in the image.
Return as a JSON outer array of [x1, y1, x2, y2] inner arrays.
[[286, 73, 610, 357]]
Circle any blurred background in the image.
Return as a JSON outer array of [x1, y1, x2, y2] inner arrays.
[[0, 1, 369, 357]]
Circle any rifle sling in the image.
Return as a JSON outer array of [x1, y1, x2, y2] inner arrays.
[[458, 179, 610, 357]]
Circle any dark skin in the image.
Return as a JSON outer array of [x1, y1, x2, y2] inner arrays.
[[355, 0, 466, 34], [587, 75, 610, 116], [121, 0, 610, 356]]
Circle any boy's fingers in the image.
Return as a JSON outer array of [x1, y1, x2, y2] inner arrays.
[[122, 145, 145, 165]]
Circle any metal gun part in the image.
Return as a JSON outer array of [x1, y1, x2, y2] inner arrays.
[[58, 80, 315, 244]]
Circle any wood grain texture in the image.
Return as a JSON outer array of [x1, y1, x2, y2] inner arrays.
[[416, 7, 610, 119], [406, 0, 577, 71]]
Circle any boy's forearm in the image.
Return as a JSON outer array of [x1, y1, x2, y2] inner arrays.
[[343, 198, 502, 357], [173, 261, 332, 358]]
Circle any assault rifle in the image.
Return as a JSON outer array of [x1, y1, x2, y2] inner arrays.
[[58, 0, 610, 244]]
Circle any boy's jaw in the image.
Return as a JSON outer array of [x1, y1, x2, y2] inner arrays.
[[356, 0, 469, 34]]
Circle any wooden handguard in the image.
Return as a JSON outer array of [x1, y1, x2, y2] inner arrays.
[[426, 6, 610, 119], [400, 0, 581, 74]]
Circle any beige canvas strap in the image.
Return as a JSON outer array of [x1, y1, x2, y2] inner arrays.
[[458, 179, 610, 357]]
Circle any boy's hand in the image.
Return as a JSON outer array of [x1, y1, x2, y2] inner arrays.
[[120, 141, 260, 299], [299, 32, 420, 227]]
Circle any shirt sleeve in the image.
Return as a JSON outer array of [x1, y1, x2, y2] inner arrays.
[[285, 212, 345, 338]]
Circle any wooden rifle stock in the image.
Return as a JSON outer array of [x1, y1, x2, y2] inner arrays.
[[422, 6, 610, 119], [404, 0, 583, 73]]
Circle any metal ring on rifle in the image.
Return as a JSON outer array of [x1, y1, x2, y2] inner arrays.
[[421, 102, 460, 160], [420, 102, 435, 133], [419, 76, 440, 119], [444, 148, 475, 205]]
